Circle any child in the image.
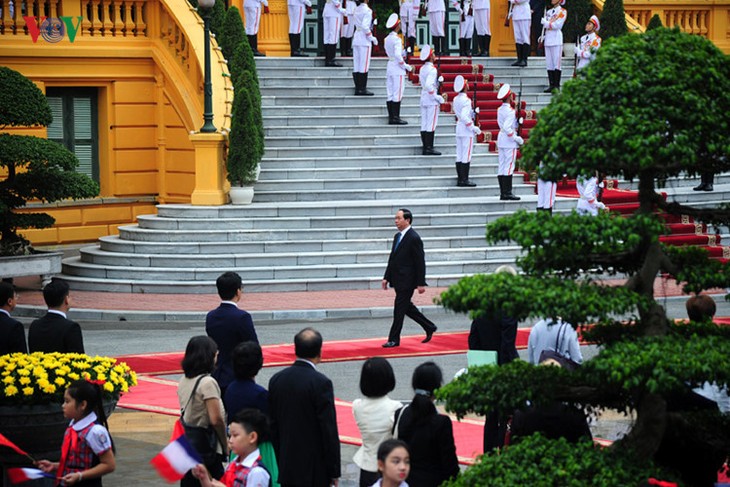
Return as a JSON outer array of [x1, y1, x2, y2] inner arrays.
[[371, 439, 410, 487], [37, 380, 116, 486], [193, 409, 271, 487]]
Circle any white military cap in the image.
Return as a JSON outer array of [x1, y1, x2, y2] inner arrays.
[[386, 13, 399, 29], [589, 15, 600, 31], [497, 83, 511, 100], [454, 75, 466, 93], [419, 45, 431, 62]]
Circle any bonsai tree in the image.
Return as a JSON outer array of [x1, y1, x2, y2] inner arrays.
[[436, 28, 730, 485], [564, 0, 594, 43], [600, 0, 628, 39], [0, 67, 99, 256], [227, 69, 262, 186]]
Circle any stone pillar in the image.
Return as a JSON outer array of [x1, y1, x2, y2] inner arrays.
[[190, 132, 229, 205]]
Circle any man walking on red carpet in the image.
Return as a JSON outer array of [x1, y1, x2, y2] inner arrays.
[[382, 208, 438, 348]]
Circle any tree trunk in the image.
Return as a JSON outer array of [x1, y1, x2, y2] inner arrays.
[[618, 392, 667, 461]]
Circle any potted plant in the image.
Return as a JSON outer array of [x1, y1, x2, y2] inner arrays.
[[0, 352, 137, 465], [0, 67, 98, 281]]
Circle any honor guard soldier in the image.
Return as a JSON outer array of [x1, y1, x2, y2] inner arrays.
[[575, 15, 601, 71], [400, 0, 419, 54], [472, 0, 490, 56], [419, 45, 445, 155], [508, 0, 531, 66], [452, 75, 480, 187], [340, 0, 355, 56], [352, 0, 377, 95], [536, 162, 556, 213], [576, 173, 606, 216], [540, 0, 566, 92], [385, 13, 413, 125], [452, 0, 474, 56], [288, 0, 312, 56], [427, 0, 447, 55], [496, 83, 522, 200], [324, 0, 347, 66], [244, 0, 269, 56]]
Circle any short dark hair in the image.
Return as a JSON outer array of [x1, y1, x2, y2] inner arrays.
[[232, 341, 264, 380], [294, 327, 322, 360], [412, 361, 443, 393], [182, 335, 218, 378], [0, 282, 16, 307], [686, 295, 716, 322], [359, 357, 396, 398], [216, 272, 242, 301], [377, 438, 409, 463], [232, 408, 270, 443], [398, 208, 413, 224], [43, 278, 69, 308]]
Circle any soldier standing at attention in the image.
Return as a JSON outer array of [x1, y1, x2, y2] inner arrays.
[[541, 0, 566, 92], [452, 0, 474, 56], [399, 0, 418, 54], [452, 75, 480, 187], [323, 0, 347, 66], [496, 83, 522, 200], [352, 0, 378, 95], [536, 162, 556, 213], [472, 0, 490, 56], [575, 15, 601, 71], [244, 0, 268, 56], [340, 0, 356, 57], [288, 0, 312, 56], [509, 0, 531, 66], [427, 0, 447, 55], [418, 45, 445, 156], [385, 13, 413, 125]]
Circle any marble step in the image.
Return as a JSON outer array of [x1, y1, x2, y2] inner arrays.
[[260, 152, 497, 169]]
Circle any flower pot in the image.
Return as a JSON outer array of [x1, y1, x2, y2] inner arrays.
[[0, 251, 62, 288], [229, 185, 254, 205]]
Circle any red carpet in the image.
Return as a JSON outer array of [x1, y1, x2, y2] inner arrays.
[[117, 330, 532, 376]]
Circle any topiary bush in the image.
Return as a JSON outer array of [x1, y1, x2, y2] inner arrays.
[[219, 6, 246, 63], [0, 67, 99, 256], [564, 0, 594, 43], [600, 0, 628, 40], [647, 13, 663, 30], [227, 70, 261, 186]]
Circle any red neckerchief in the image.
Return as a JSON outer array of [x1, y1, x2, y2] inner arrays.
[[56, 426, 79, 478]]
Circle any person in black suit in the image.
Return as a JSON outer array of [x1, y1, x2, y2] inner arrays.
[[382, 208, 438, 348], [268, 328, 340, 487], [28, 278, 84, 353], [0, 281, 27, 354], [206, 272, 259, 395]]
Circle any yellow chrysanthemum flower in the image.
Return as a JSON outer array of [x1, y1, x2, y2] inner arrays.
[[4, 385, 18, 396], [22, 386, 34, 396], [19, 377, 31, 385]]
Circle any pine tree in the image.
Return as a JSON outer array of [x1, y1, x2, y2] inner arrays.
[[647, 14, 663, 30], [599, 0, 628, 39], [564, 0, 594, 43]]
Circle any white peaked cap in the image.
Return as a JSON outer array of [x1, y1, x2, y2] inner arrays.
[[454, 75, 466, 93], [497, 83, 511, 100], [419, 45, 431, 61], [386, 13, 399, 29], [589, 15, 600, 31]]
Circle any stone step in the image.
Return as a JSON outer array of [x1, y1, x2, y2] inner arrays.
[[263, 122, 457, 137], [260, 152, 497, 168], [262, 142, 494, 158], [254, 56, 564, 68], [259, 162, 501, 179], [263, 131, 474, 148]]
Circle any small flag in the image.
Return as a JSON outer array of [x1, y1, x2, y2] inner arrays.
[[170, 419, 185, 442], [150, 434, 202, 482], [6, 468, 55, 484], [0, 433, 30, 457]]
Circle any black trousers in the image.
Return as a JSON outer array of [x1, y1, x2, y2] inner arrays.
[[387, 287, 436, 342]]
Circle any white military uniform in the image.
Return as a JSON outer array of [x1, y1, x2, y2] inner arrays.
[[453, 92, 479, 163], [288, 0, 311, 34], [576, 176, 606, 216], [400, 0, 419, 39], [353, 3, 376, 73], [419, 59, 443, 132], [541, 3, 566, 71], [472, 0, 490, 36], [576, 31, 601, 70], [452, 0, 474, 40], [536, 163, 556, 211], [428, 0, 446, 37], [385, 29, 410, 102], [341, 0, 356, 39], [497, 98, 522, 176], [324, 0, 345, 44], [510, 0, 531, 45], [244, 0, 268, 35]]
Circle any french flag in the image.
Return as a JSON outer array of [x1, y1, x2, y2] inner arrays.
[[7, 468, 55, 484], [150, 434, 202, 482]]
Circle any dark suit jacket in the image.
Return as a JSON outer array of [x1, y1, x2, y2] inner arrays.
[[468, 312, 519, 365], [28, 312, 84, 353], [383, 227, 427, 291], [205, 303, 258, 389], [397, 406, 460, 487], [223, 378, 269, 419], [269, 360, 340, 487], [0, 311, 27, 354]]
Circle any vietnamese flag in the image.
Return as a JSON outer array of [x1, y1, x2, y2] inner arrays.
[[7, 468, 55, 484], [0, 433, 30, 457]]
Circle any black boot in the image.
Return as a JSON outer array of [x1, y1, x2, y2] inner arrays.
[[289, 33, 296, 56], [697, 172, 714, 191], [292, 34, 308, 56], [353, 73, 360, 95], [501, 175, 521, 200], [325, 44, 342, 66], [409, 36, 416, 54], [390, 102, 408, 125], [517, 44, 528, 67], [340, 38, 348, 57], [497, 175, 506, 197], [455, 162, 464, 186], [544, 70, 554, 93], [441, 36, 449, 55], [474, 35, 484, 56], [424, 132, 441, 155], [511, 43, 521, 66], [249, 35, 265, 56], [554, 69, 561, 92], [421, 131, 428, 154], [460, 163, 477, 187], [347, 37, 354, 56], [464, 38, 472, 56], [355, 72, 373, 96], [483, 35, 491, 57], [458, 38, 464, 57], [387, 101, 394, 123]]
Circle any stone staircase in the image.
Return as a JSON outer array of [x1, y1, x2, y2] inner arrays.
[[59, 56, 728, 293]]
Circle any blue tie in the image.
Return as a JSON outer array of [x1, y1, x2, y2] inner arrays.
[[394, 233, 402, 250]]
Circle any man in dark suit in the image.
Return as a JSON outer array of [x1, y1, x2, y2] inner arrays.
[[206, 271, 258, 395], [268, 328, 340, 487], [0, 281, 27, 355], [28, 278, 84, 353], [382, 208, 437, 348]]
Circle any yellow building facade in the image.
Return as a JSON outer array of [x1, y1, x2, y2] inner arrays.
[[1, 0, 729, 247]]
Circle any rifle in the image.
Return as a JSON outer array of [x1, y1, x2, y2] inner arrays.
[[515, 77, 523, 137], [504, 0, 512, 27], [537, 4, 546, 51], [573, 35, 579, 78], [472, 71, 480, 128]]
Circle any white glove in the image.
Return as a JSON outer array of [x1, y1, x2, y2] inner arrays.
[[472, 125, 481, 135], [597, 202, 607, 210], [540, 17, 548, 26], [304, 0, 312, 6], [514, 135, 524, 145], [406, 64, 413, 72], [436, 95, 445, 104], [518, 117, 524, 125], [339, 7, 346, 14], [438, 75, 444, 83], [372, 37, 378, 46]]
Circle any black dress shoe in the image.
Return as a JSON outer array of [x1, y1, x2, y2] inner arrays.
[[422, 327, 437, 343], [382, 341, 399, 348]]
